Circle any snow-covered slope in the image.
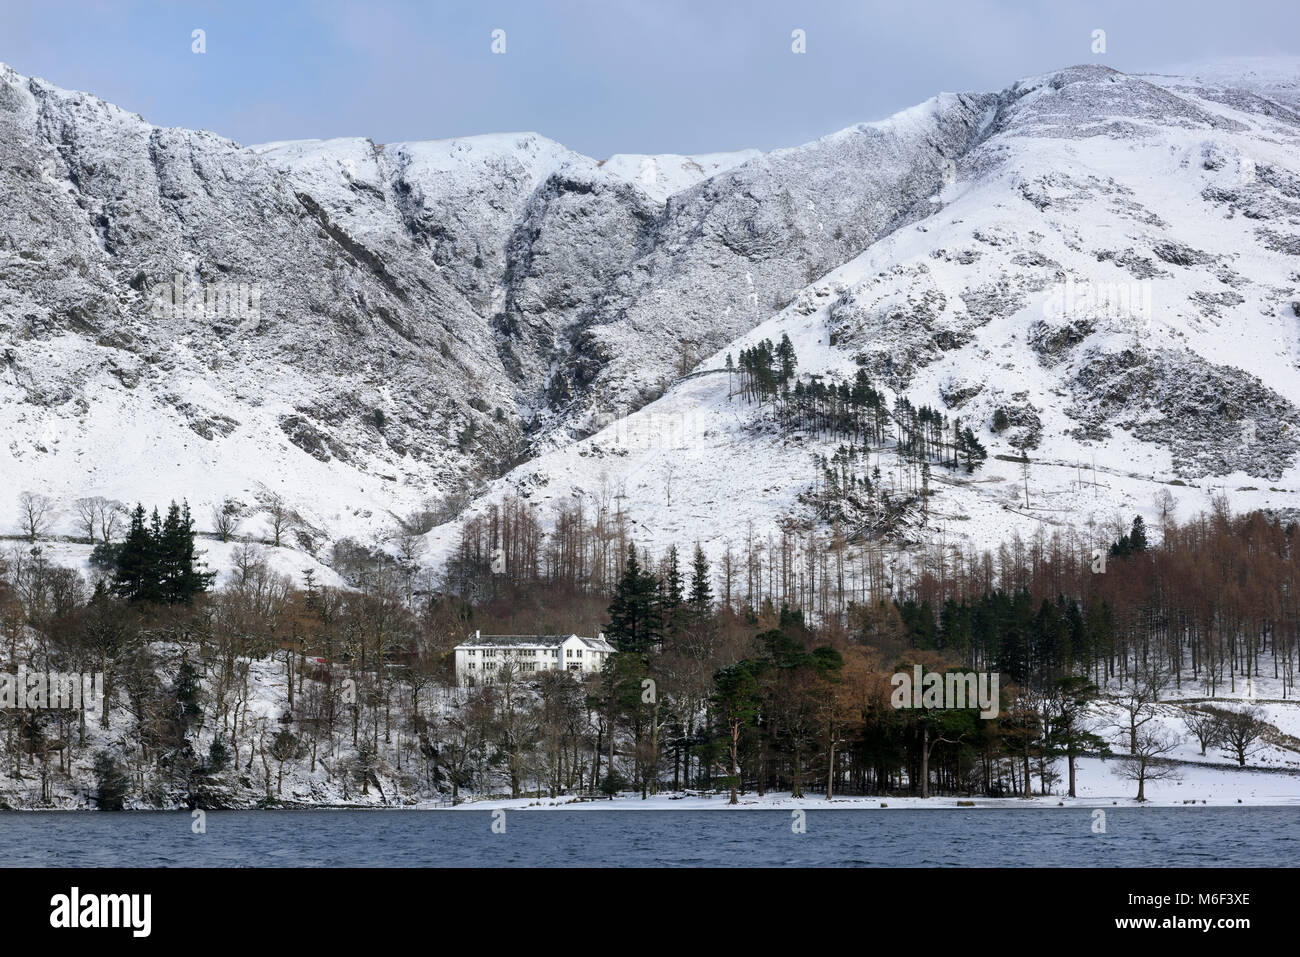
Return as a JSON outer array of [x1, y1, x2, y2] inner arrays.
[[424, 63, 1300, 568], [2, 60, 1298, 573], [0, 63, 535, 547], [0, 59, 994, 557]]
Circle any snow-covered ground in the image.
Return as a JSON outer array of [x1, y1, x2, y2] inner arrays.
[[3, 632, 1294, 811], [451, 688, 1300, 811], [443, 754, 1300, 811], [598, 149, 763, 203], [3, 537, 347, 591]]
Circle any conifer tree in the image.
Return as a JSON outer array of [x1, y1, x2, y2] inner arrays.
[[159, 501, 214, 603], [712, 659, 765, 804], [606, 544, 662, 655], [660, 545, 685, 642], [112, 501, 213, 604], [688, 544, 713, 613], [776, 333, 798, 384], [112, 504, 160, 603], [1129, 515, 1148, 552]]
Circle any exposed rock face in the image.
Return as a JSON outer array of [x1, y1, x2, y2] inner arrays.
[[1069, 348, 1300, 480], [263, 92, 1001, 448], [0, 65, 525, 530]]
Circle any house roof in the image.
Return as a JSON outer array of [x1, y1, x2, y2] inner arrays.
[[457, 634, 587, 648], [454, 633, 618, 655]]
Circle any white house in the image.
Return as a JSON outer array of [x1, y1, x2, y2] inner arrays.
[[454, 632, 616, 686]]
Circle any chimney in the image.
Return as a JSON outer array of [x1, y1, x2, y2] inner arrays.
[[475, 629, 480, 641]]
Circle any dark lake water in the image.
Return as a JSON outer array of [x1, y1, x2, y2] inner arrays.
[[1, 807, 1293, 867]]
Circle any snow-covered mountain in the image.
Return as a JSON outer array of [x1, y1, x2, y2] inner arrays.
[[423, 62, 1300, 566], [2, 59, 1298, 570]]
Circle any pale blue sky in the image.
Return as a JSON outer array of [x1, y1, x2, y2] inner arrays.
[[2, 0, 1298, 156]]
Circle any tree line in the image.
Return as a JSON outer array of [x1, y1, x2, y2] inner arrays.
[[0, 489, 1293, 807]]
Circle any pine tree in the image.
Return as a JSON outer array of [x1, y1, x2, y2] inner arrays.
[[711, 659, 765, 804], [605, 544, 662, 655], [158, 501, 214, 603], [112, 501, 213, 604], [112, 504, 160, 603], [776, 333, 798, 384], [175, 658, 202, 728], [960, 427, 988, 474], [1129, 515, 1148, 552], [1046, 675, 1110, 797], [207, 735, 231, 774], [688, 543, 713, 613], [92, 751, 130, 810], [660, 545, 685, 641]]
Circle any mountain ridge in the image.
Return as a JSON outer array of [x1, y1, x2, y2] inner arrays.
[[1, 59, 1297, 576]]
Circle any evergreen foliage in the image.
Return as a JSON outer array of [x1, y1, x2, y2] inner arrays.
[[111, 501, 214, 604]]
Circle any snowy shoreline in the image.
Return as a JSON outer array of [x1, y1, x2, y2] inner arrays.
[[11, 756, 1298, 812]]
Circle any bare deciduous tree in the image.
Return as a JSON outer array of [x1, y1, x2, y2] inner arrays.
[[261, 492, 298, 548], [391, 525, 426, 606], [1210, 705, 1269, 767], [73, 497, 101, 542], [17, 491, 56, 543], [1179, 705, 1223, 756], [1110, 663, 1168, 753], [1115, 727, 1181, 802], [99, 500, 126, 543], [1152, 487, 1178, 525], [71, 496, 126, 544], [212, 497, 242, 543]]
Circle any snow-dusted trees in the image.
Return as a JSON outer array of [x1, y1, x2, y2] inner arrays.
[[0, 481, 1294, 810]]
